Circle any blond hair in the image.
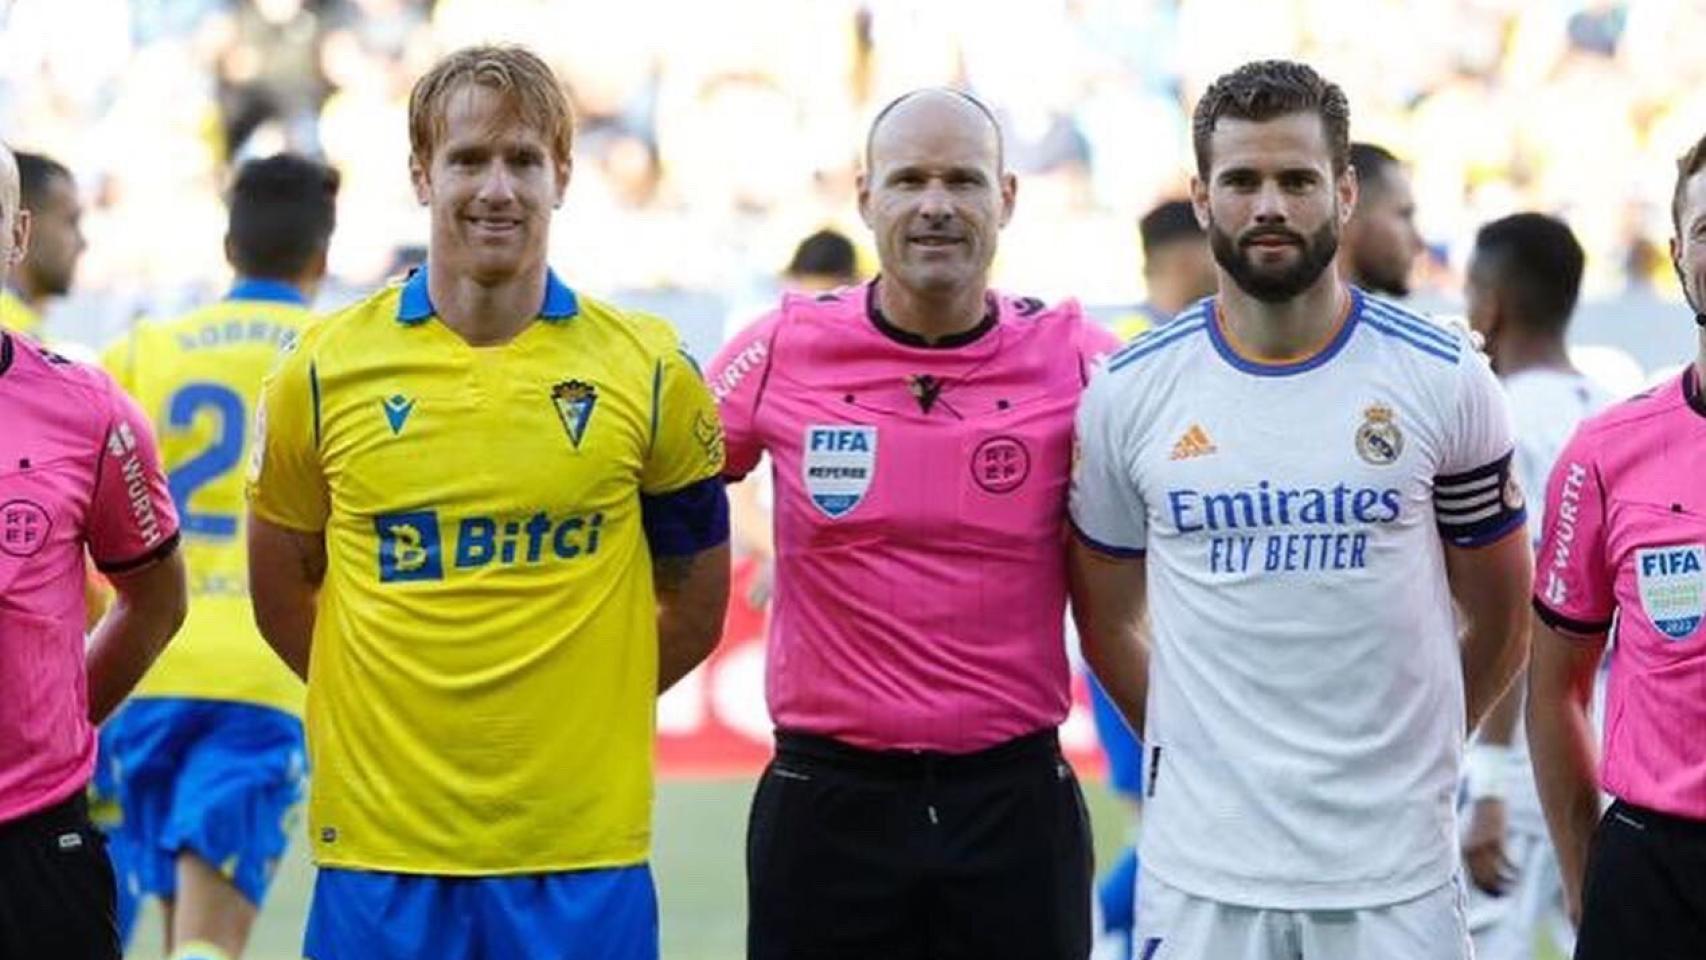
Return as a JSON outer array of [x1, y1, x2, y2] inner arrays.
[[408, 45, 574, 166]]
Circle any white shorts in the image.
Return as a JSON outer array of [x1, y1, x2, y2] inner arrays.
[[1133, 869, 1472, 960], [1463, 828, 1574, 960]]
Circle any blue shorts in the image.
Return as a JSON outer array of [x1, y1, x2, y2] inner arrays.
[[304, 865, 659, 960], [101, 698, 305, 910], [1089, 676, 1144, 799]]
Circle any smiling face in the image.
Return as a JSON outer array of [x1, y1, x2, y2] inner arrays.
[[410, 82, 570, 286], [1192, 111, 1355, 304], [858, 92, 1015, 299]]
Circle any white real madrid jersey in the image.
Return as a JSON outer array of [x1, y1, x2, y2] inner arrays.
[[1070, 289, 1524, 910]]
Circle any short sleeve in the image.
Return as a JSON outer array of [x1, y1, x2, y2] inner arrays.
[[245, 342, 329, 532], [639, 344, 729, 557], [1433, 350, 1526, 547], [704, 310, 781, 481], [1532, 428, 1614, 634], [1069, 371, 1147, 557], [87, 380, 180, 572]]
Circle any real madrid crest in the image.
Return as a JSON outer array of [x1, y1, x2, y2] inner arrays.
[[551, 379, 598, 449], [1354, 402, 1403, 465]]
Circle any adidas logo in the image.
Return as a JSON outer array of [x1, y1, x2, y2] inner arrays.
[[1170, 424, 1217, 460]]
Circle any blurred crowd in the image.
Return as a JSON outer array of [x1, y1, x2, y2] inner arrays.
[[1, 0, 1701, 347]]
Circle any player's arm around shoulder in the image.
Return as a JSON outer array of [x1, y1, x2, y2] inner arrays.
[[1437, 342, 1534, 730], [1067, 364, 1150, 737], [637, 317, 732, 693], [245, 319, 333, 682]]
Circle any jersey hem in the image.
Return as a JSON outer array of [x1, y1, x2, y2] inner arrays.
[[94, 531, 182, 574], [308, 850, 651, 877], [1070, 519, 1145, 559], [1139, 853, 1456, 912], [1531, 597, 1611, 636]]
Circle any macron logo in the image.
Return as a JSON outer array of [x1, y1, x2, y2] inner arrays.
[[382, 395, 415, 435]]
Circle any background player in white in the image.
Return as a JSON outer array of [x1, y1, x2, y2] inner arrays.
[[1071, 59, 1533, 960], [1459, 212, 1608, 960]]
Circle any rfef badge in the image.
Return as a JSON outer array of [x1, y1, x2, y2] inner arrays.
[[1635, 544, 1705, 640], [802, 425, 876, 519], [551, 380, 598, 449]]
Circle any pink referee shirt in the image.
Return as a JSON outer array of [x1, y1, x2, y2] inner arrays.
[[0, 331, 178, 823], [709, 283, 1118, 753], [1534, 365, 1706, 820]]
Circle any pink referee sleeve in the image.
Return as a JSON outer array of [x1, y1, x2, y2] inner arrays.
[[86, 380, 180, 573], [1533, 428, 1613, 634], [707, 308, 783, 481]]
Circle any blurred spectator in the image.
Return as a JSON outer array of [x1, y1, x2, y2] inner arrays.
[[0, 0, 1700, 353]]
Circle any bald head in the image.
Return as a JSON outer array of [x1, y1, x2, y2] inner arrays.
[[0, 144, 17, 221], [865, 88, 1004, 174], [0, 143, 24, 284]]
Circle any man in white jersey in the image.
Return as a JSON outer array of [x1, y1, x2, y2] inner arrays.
[[1460, 212, 1609, 960], [1070, 60, 1534, 960]]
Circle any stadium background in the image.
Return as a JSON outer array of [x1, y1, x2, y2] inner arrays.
[[1, 0, 1694, 957]]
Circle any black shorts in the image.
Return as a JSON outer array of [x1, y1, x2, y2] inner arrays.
[[747, 728, 1092, 960], [1574, 798, 1706, 960], [0, 791, 122, 960]]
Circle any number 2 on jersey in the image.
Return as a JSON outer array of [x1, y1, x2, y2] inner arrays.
[[166, 382, 246, 538]]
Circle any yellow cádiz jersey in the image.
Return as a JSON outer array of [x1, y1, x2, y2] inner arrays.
[[1, 289, 43, 339], [103, 282, 312, 715], [246, 268, 725, 875]]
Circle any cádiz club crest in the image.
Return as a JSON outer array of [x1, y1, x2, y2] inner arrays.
[[551, 380, 598, 449], [1634, 544, 1705, 640], [1354, 402, 1404, 465], [802, 425, 876, 519]]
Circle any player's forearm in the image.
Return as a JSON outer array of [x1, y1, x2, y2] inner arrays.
[[248, 516, 325, 681], [1069, 541, 1149, 737], [1474, 663, 1525, 746], [1527, 620, 1604, 914], [87, 551, 187, 724], [1448, 532, 1533, 728], [656, 544, 731, 693]]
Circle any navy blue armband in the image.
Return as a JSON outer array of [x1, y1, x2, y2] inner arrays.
[[641, 475, 730, 557], [1435, 452, 1527, 547]]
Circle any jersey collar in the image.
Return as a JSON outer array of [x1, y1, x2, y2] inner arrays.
[[225, 278, 307, 305], [865, 278, 998, 349], [1686, 363, 1706, 419], [396, 266, 579, 325]]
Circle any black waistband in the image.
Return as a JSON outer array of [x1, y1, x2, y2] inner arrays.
[[774, 728, 1061, 777], [1609, 798, 1706, 837], [0, 790, 90, 840]]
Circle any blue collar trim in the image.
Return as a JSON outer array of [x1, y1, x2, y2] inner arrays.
[[225, 278, 308, 305], [396, 266, 579, 325]]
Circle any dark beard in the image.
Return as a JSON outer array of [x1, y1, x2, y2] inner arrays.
[[1210, 220, 1340, 303]]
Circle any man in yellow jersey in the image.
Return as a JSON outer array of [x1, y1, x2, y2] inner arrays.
[[246, 45, 730, 960], [0, 151, 85, 340], [99, 153, 338, 960]]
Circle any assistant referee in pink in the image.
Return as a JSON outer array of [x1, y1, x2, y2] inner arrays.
[[1528, 130, 1706, 957], [0, 143, 187, 959]]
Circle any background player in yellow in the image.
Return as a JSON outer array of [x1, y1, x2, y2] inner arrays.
[[100, 153, 339, 960], [245, 45, 730, 960]]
